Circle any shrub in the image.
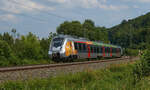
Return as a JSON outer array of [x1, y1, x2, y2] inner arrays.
[[0, 40, 20, 66], [0, 40, 12, 59], [132, 49, 150, 84], [140, 49, 150, 75], [17, 33, 42, 60], [0, 40, 13, 66], [124, 48, 139, 56]]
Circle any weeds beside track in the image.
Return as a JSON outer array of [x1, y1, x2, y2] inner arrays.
[[0, 57, 138, 83]]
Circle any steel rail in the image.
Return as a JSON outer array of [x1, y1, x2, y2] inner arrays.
[[0, 57, 132, 72]]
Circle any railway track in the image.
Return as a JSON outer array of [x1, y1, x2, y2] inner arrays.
[[0, 57, 134, 72], [0, 57, 138, 83]]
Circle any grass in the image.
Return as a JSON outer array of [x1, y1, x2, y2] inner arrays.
[[134, 76, 150, 90], [0, 59, 54, 67], [0, 62, 149, 90]]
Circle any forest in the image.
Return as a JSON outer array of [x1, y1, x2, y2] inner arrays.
[[1, 12, 150, 66]]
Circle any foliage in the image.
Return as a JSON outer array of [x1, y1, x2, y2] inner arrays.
[[124, 48, 139, 56], [134, 76, 150, 89], [0, 40, 19, 66], [0, 30, 57, 66], [0, 40, 12, 58], [109, 12, 150, 49], [40, 32, 57, 59], [17, 32, 42, 59], [132, 49, 150, 84], [57, 19, 109, 43]]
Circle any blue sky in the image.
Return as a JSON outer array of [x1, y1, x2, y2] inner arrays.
[[0, 0, 150, 38]]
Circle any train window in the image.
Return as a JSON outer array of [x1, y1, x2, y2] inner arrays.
[[93, 46, 95, 53], [115, 48, 117, 53], [105, 47, 107, 52], [112, 48, 116, 53], [83, 44, 86, 52], [97, 47, 99, 53], [53, 38, 64, 48], [78, 43, 82, 51], [108, 47, 110, 53], [94, 46, 96, 53], [74, 42, 78, 50], [90, 46, 93, 53], [113, 48, 115, 53], [81, 43, 84, 52], [100, 47, 103, 53], [112, 48, 114, 53]]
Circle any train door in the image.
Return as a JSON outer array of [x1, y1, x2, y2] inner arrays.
[[90, 45, 94, 58], [87, 45, 90, 58], [106, 47, 109, 57], [100, 47, 103, 57], [110, 47, 112, 57]]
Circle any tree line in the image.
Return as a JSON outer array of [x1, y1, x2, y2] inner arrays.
[[1, 11, 150, 66], [0, 29, 56, 66], [0, 19, 108, 66], [109, 12, 150, 49], [57, 19, 109, 43]]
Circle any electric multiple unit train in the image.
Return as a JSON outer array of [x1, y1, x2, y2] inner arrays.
[[48, 35, 123, 61]]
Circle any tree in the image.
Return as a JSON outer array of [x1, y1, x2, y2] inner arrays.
[[2, 32, 14, 46], [121, 19, 127, 24], [57, 21, 83, 37], [57, 19, 109, 43], [0, 40, 12, 59], [16, 32, 42, 59], [109, 12, 150, 49]]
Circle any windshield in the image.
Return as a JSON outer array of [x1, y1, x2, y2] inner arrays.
[[52, 38, 64, 48]]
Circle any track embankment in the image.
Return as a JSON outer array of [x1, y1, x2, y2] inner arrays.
[[0, 57, 139, 83]]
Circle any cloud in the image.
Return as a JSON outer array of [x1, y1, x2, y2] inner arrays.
[[0, 0, 55, 14], [133, 5, 139, 8], [47, 0, 67, 3], [0, 14, 17, 23], [138, 0, 150, 2], [121, 0, 150, 3], [98, 4, 129, 10], [47, 0, 128, 11]]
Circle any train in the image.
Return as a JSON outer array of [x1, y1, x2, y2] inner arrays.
[[48, 35, 123, 61]]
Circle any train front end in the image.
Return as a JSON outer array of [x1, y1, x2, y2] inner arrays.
[[48, 36, 66, 60]]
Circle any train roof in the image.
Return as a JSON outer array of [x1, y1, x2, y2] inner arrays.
[[54, 35, 121, 48]]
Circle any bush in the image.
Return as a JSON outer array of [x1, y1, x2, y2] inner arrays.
[[132, 49, 150, 84], [0, 40, 12, 59], [18, 33, 43, 60], [0, 40, 21, 66], [0, 40, 14, 66], [140, 49, 150, 75], [0, 56, 9, 67], [124, 48, 139, 56]]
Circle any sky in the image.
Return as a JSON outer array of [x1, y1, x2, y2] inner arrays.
[[0, 0, 150, 38]]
